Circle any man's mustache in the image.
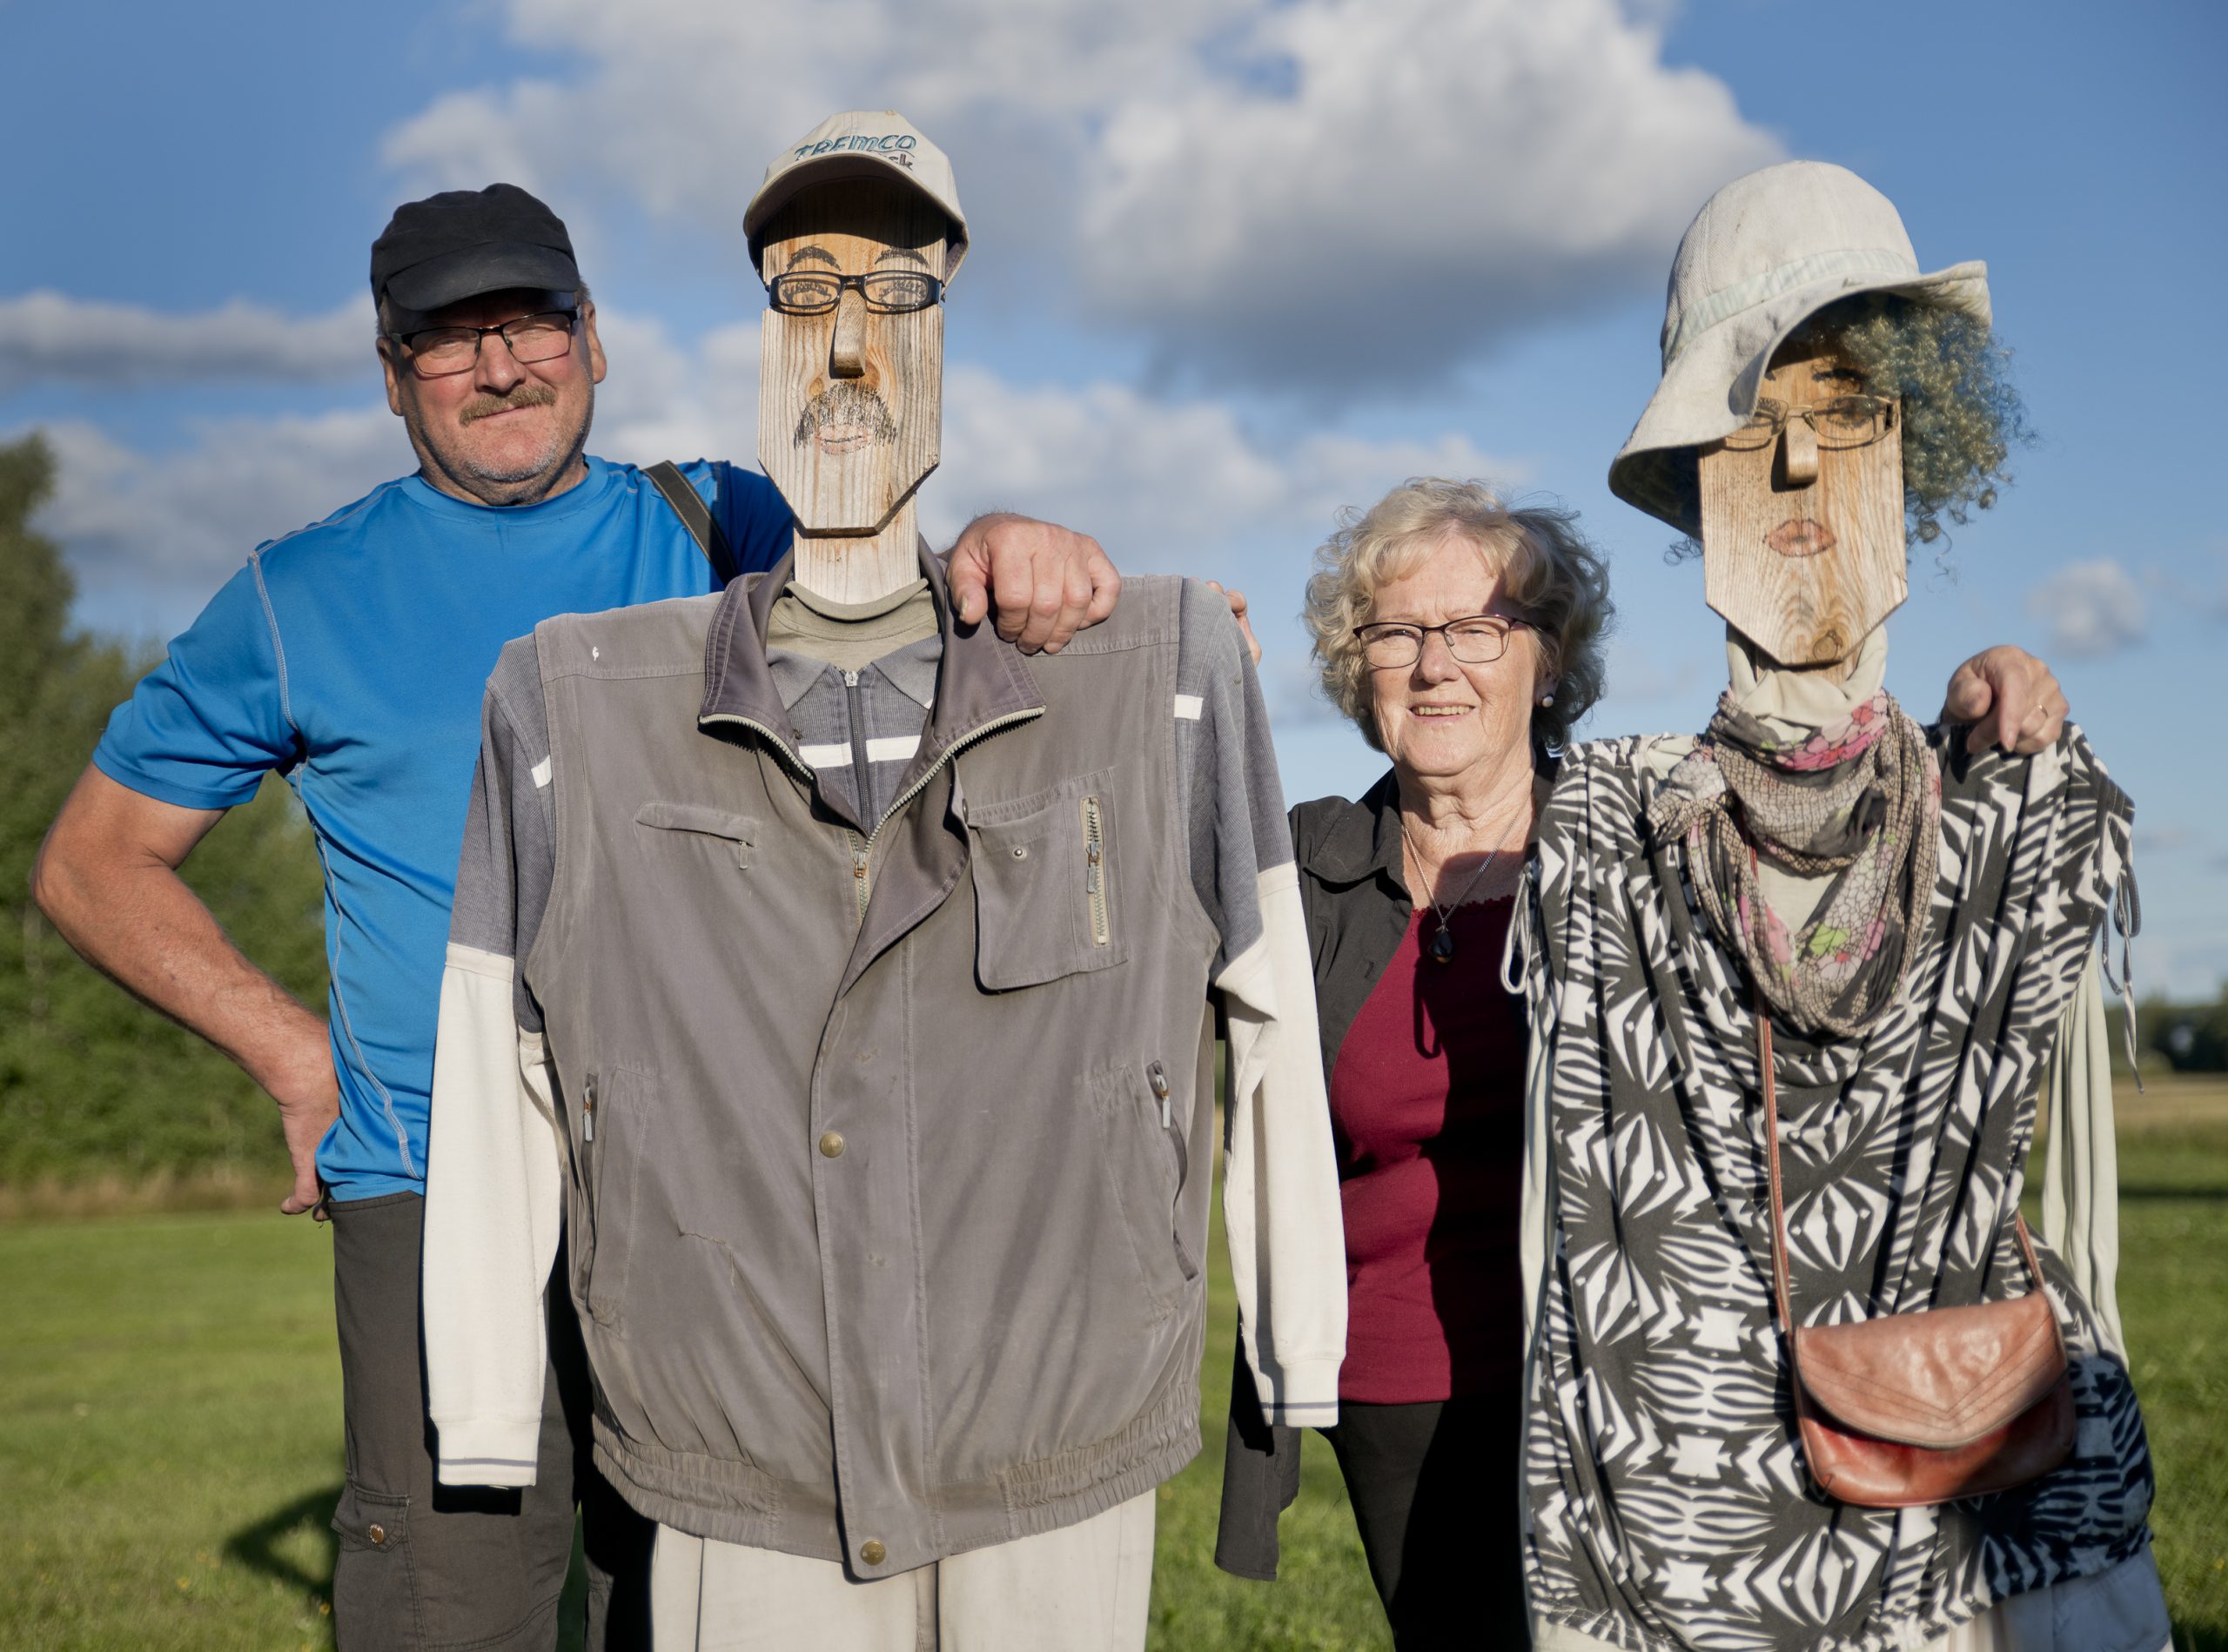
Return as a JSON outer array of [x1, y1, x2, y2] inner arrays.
[[794, 381, 898, 447], [459, 382, 559, 424]]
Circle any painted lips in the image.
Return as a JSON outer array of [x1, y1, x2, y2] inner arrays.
[[1766, 518, 1837, 558]]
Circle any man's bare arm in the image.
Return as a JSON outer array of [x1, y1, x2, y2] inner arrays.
[[32, 765, 338, 1217]]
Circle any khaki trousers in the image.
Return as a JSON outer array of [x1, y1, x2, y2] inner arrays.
[[649, 1491, 1157, 1652]]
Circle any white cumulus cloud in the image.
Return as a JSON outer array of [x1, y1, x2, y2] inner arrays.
[[2025, 559, 2146, 660], [30, 409, 410, 635], [929, 366, 1520, 572], [1078, 0, 1782, 390], [0, 291, 368, 394], [375, 0, 1778, 395]]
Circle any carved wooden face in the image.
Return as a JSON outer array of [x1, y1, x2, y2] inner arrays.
[[758, 179, 946, 534], [1698, 329, 1906, 666]]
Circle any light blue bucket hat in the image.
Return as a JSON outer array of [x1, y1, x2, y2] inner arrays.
[[1608, 160, 1990, 535]]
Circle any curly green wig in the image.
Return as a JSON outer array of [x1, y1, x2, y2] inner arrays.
[[1813, 292, 2031, 544]]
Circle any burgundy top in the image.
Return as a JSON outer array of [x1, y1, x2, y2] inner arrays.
[[1328, 896, 1527, 1404]]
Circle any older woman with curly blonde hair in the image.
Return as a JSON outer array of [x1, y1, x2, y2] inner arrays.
[[1215, 477, 1609, 1649], [1214, 476, 2070, 1650]]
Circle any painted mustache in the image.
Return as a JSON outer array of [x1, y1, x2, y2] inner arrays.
[[458, 382, 558, 425], [794, 382, 898, 455], [1766, 518, 1837, 558]]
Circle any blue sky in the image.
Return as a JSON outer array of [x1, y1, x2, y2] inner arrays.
[[3, 0, 2222, 994]]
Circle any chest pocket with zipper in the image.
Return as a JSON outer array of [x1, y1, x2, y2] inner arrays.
[[634, 801, 759, 870], [966, 767, 1129, 990]]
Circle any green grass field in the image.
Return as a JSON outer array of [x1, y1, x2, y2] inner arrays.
[[3, 1075, 2223, 1650], [2094, 1075, 2228, 1652]]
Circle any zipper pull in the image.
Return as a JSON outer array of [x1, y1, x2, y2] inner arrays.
[[1148, 1061, 1171, 1129], [581, 1074, 596, 1143], [854, 846, 869, 881], [842, 668, 860, 687], [1086, 840, 1103, 896]]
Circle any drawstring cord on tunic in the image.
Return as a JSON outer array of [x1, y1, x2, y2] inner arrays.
[[1501, 860, 1534, 998], [2102, 860, 2144, 1092]]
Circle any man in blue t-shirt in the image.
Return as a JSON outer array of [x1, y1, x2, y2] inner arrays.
[[31, 183, 1120, 1651]]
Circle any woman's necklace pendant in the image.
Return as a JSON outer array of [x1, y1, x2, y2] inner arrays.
[[1400, 814, 1507, 970]]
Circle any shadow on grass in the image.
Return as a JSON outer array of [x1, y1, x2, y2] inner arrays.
[[225, 1481, 339, 1613]]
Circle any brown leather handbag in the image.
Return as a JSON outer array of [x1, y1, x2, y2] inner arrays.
[[1757, 1005, 2076, 1508]]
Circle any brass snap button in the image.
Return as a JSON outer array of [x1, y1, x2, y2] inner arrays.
[[818, 1132, 846, 1158], [367, 1523, 386, 1546], [859, 1539, 887, 1566]]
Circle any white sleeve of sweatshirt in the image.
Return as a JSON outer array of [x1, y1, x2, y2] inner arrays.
[[423, 955, 565, 1487], [1174, 580, 1346, 1427], [1218, 864, 1346, 1427], [422, 644, 569, 1488]]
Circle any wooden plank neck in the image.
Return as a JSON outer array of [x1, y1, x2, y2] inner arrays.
[[789, 498, 922, 604]]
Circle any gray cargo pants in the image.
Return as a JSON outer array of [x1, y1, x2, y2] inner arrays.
[[328, 1191, 652, 1649]]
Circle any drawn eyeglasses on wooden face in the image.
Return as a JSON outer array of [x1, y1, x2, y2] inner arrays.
[[768, 271, 942, 316], [1354, 614, 1533, 669], [1718, 393, 1896, 452]]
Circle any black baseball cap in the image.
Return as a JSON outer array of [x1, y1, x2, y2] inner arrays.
[[370, 183, 580, 315]]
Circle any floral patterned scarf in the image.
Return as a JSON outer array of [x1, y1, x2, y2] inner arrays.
[[1648, 690, 1940, 1038]]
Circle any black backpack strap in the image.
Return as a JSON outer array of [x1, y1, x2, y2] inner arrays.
[[645, 461, 740, 587]]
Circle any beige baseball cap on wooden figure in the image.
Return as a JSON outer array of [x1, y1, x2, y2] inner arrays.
[[744, 110, 969, 285], [1608, 160, 1990, 535]]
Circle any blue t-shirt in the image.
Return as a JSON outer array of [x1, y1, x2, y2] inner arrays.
[[94, 456, 793, 1200]]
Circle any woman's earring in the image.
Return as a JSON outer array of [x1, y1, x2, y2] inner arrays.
[[1539, 691, 1556, 708]]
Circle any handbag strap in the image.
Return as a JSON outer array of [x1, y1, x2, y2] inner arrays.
[[1755, 987, 2047, 1340]]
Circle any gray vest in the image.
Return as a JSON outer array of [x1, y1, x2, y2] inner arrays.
[[524, 564, 1218, 1574]]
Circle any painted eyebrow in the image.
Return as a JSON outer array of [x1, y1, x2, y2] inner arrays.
[[783, 246, 841, 270], [874, 247, 931, 268]]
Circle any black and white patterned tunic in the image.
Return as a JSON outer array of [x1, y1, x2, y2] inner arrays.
[[1517, 729, 2152, 1651]]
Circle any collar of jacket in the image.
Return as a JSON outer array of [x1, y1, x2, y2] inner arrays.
[[1299, 768, 1406, 890], [698, 540, 1046, 775]]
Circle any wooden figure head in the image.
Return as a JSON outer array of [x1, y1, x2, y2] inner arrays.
[[1697, 325, 1906, 667], [757, 178, 949, 538]]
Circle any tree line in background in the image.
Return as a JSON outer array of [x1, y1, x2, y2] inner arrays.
[[0, 428, 2222, 1192], [1, 433, 325, 1188]]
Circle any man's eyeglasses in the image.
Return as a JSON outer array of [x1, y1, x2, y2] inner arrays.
[[1354, 614, 1534, 670], [386, 310, 579, 379], [768, 271, 942, 317], [1720, 393, 1895, 452]]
